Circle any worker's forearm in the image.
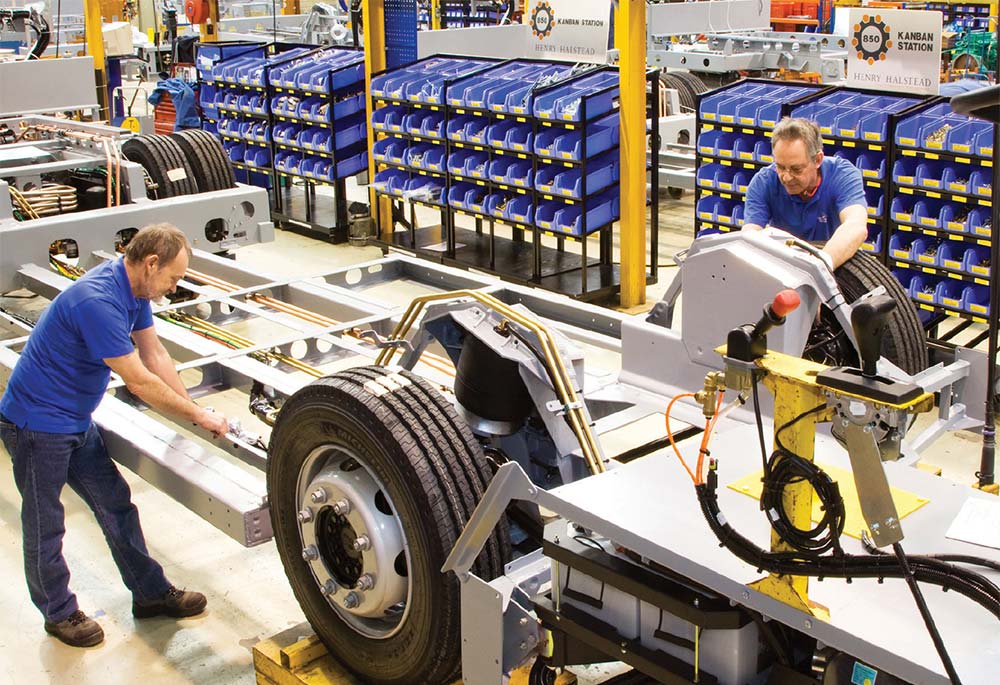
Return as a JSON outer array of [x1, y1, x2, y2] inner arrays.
[[823, 221, 867, 269], [126, 371, 200, 423], [142, 348, 191, 400]]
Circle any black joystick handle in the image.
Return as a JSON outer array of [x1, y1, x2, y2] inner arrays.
[[851, 295, 897, 378]]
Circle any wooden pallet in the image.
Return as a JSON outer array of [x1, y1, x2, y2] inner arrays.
[[254, 622, 577, 685]]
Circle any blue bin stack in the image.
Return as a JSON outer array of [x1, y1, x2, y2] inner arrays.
[[694, 79, 821, 236], [787, 88, 923, 257], [370, 56, 494, 206], [888, 97, 996, 321], [198, 43, 368, 186], [370, 58, 623, 239]]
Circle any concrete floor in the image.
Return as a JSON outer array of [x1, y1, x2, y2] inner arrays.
[[0, 187, 989, 684]]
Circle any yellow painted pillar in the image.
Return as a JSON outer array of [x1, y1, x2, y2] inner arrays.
[[430, 0, 442, 29], [283, 0, 301, 14], [362, 0, 393, 238], [84, 0, 109, 120], [615, 0, 646, 308], [199, 0, 220, 42]]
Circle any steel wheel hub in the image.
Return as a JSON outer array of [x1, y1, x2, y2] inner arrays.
[[297, 446, 411, 638]]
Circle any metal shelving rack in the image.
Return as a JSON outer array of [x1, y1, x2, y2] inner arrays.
[[369, 57, 657, 302], [198, 43, 368, 243], [693, 78, 824, 237]]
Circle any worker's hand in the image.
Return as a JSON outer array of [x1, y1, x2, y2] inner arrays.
[[195, 407, 229, 438]]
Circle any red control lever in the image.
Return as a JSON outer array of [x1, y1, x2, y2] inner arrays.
[[771, 289, 801, 319]]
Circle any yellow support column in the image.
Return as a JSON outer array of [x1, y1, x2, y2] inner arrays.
[[430, 0, 442, 29], [750, 354, 834, 619], [199, 1, 220, 42], [362, 0, 394, 239], [615, 0, 646, 308], [84, 0, 109, 120]]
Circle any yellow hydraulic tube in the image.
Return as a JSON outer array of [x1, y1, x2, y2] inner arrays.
[[377, 290, 607, 476], [614, 0, 647, 308]]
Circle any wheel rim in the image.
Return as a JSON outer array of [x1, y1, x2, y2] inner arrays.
[[296, 445, 412, 639]]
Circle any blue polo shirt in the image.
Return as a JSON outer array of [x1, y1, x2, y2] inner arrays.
[[744, 155, 866, 242], [0, 258, 154, 433]]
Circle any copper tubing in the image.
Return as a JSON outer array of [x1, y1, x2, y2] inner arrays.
[[376, 291, 607, 475], [183, 268, 457, 377]]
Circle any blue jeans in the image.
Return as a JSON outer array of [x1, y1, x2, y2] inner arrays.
[[0, 415, 170, 622]]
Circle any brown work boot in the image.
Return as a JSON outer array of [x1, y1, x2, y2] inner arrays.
[[44, 610, 104, 647], [133, 586, 207, 619]]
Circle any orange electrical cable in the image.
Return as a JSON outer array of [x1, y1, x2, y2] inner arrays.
[[696, 391, 725, 484], [665, 392, 699, 484]]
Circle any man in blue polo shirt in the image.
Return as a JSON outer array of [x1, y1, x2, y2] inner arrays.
[[0, 224, 228, 648], [743, 117, 869, 270]]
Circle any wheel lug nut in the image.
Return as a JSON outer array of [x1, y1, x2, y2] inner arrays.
[[355, 573, 375, 591], [331, 499, 351, 516], [302, 545, 319, 561], [310, 488, 327, 504], [297, 508, 313, 523], [321, 580, 337, 596], [352, 535, 371, 552], [343, 591, 361, 609]]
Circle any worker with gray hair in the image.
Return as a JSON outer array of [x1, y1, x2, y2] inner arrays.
[[742, 117, 869, 269], [0, 223, 228, 648]]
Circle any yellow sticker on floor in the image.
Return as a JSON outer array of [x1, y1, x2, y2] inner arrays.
[[728, 463, 930, 540]]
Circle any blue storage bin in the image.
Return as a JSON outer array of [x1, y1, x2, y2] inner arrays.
[[533, 70, 619, 122], [696, 163, 720, 189], [447, 150, 473, 176], [963, 284, 990, 316], [197, 42, 266, 80], [754, 139, 774, 164], [458, 150, 490, 178], [974, 126, 994, 158], [856, 152, 885, 180], [202, 120, 219, 136], [889, 233, 917, 261], [936, 279, 965, 309], [300, 157, 322, 179], [942, 204, 970, 234], [534, 165, 559, 193], [969, 169, 992, 197], [333, 93, 364, 119], [534, 199, 562, 231], [915, 160, 949, 190], [464, 116, 491, 144], [401, 176, 445, 203], [913, 274, 941, 304], [420, 111, 445, 138], [696, 196, 721, 223], [969, 209, 992, 239], [865, 187, 884, 218], [718, 85, 769, 124], [941, 162, 975, 194], [504, 195, 534, 224], [333, 120, 365, 150], [535, 112, 619, 161], [731, 135, 757, 161], [447, 181, 488, 210], [334, 153, 366, 179], [733, 169, 752, 194], [406, 144, 443, 171], [372, 168, 408, 195], [554, 191, 620, 236], [245, 145, 270, 168], [892, 159, 918, 186], [549, 152, 618, 199], [860, 227, 882, 254], [937, 242, 964, 272], [486, 120, 529, 151], [911, 237, 941, 267], [912, 198, 945, 229], [490, 156, 533, 187], [373, 137, 407, 163], [484, 191, 516, 218], [963, 245, 990, 278], [273, 122, 300, 144], [372, 105, 408, 132], [223, 140, 246, 162], [945, 120, 988, 156], [892, 268, 918, 297], [446, 115, 479, 142]]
